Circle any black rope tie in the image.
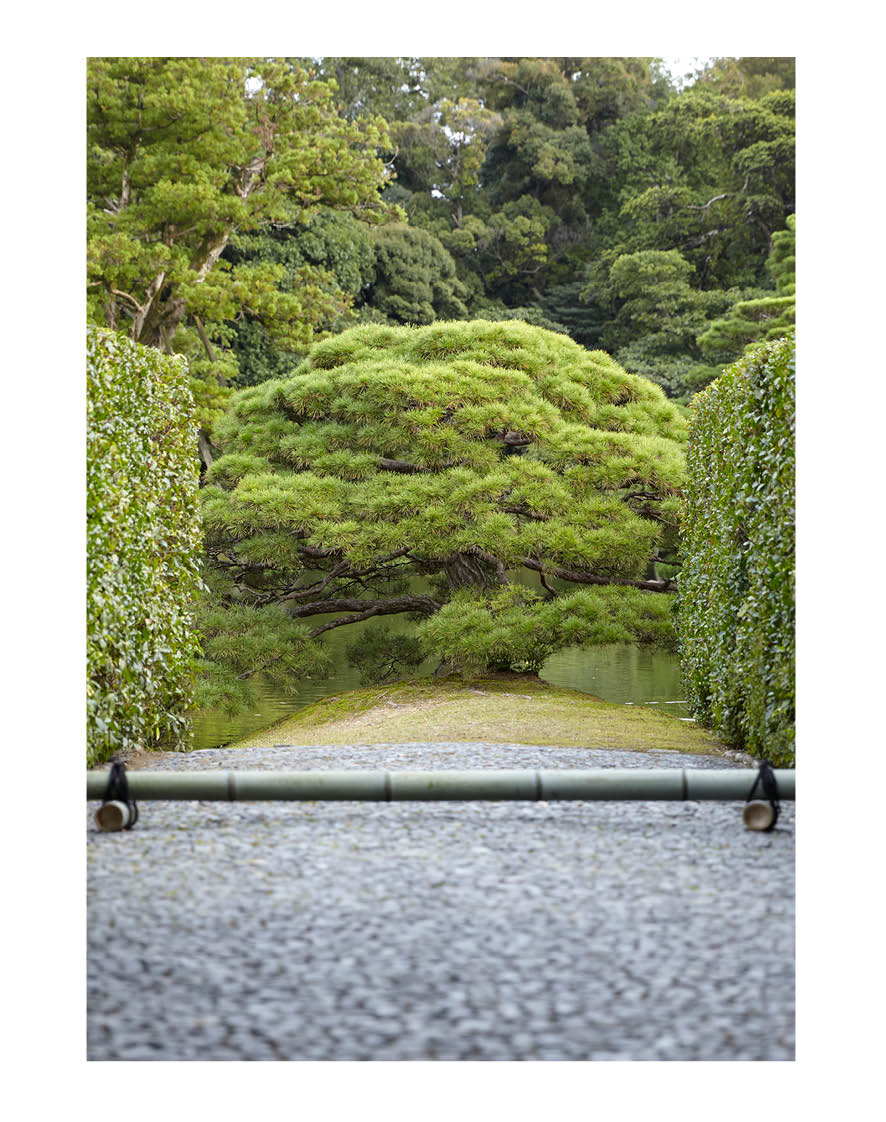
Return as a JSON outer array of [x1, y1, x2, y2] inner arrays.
[[746, 760, 780, 831], [102, 762, 139, 829]]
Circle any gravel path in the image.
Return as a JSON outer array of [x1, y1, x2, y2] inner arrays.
[[87, 742, 795, 1061]]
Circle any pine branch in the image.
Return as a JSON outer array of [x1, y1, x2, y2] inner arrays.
[[305, 594, 442, 637], [522, 557, 676, 593], [467, 546, 509, 584], [256, 550, 413, 606]]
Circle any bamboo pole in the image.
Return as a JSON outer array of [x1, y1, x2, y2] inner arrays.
[[87, 768, 795, 803]]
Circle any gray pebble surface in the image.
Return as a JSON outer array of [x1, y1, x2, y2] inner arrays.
[[87, 742, 794, 1061]]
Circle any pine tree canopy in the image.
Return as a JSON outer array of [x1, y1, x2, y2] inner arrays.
[[201, 320, 688, 693]]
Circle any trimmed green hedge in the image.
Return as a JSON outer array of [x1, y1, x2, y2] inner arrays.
[[678, 335, 795, 765], [87, 329, 203, 766]]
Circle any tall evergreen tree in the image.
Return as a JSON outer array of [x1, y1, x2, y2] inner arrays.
[[87, 57, 395, 455]]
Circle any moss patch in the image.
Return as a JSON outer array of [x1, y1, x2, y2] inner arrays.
[[226, 673, 728, 755]]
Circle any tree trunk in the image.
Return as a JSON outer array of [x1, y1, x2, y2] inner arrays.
[[193, 314, 218, 364], [131, 271, 166, 342], [198, 431, 214, 472], [135, 228, 234, 351], [444, 550, 507, 591]]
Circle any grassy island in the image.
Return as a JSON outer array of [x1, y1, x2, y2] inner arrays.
[[226, 674, 728, 755]]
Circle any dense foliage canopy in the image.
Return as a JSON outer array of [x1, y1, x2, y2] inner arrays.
[[87, 57, 795, 410], [87, 57, 395, 454], [87, 329, 202, 765], [222, 56, 796, 402], [678, 334, 795, 765], [200, 320, 687, 705]]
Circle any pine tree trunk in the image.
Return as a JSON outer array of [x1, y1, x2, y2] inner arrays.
[[444, 551, 506, 590]]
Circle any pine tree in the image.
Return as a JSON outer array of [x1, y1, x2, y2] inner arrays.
[[200, 320, 687, 701], [87, 57, 394, 455]]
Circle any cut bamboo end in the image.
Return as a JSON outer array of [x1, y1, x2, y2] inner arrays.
[[94, 800, 132, 832], [742, 800, 776, 831]]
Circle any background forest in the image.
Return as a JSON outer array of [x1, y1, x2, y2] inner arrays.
[[88, 55, 795, 445]]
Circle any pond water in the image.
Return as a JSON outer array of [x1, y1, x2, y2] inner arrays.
[[190, 635, 689, 751]]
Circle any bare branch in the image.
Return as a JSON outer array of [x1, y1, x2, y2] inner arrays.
[[538, 571, 558, 599], [293, 593, 440, 622], [192, 313, 218, 365], [378, 457, 433, 474], [258, 561, 352, 606], [681, 227, 728, 249], [109, 287, 143, 311], [132, 271, 166, 340], [522, 557, 676, 593], [685, 192, 732, 211], [622, 490, 662, 502], [650, 555, 682, 568], [236, 549, 416, 607], [305, 594, 441, 637], [500, 504, 549, 522]]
